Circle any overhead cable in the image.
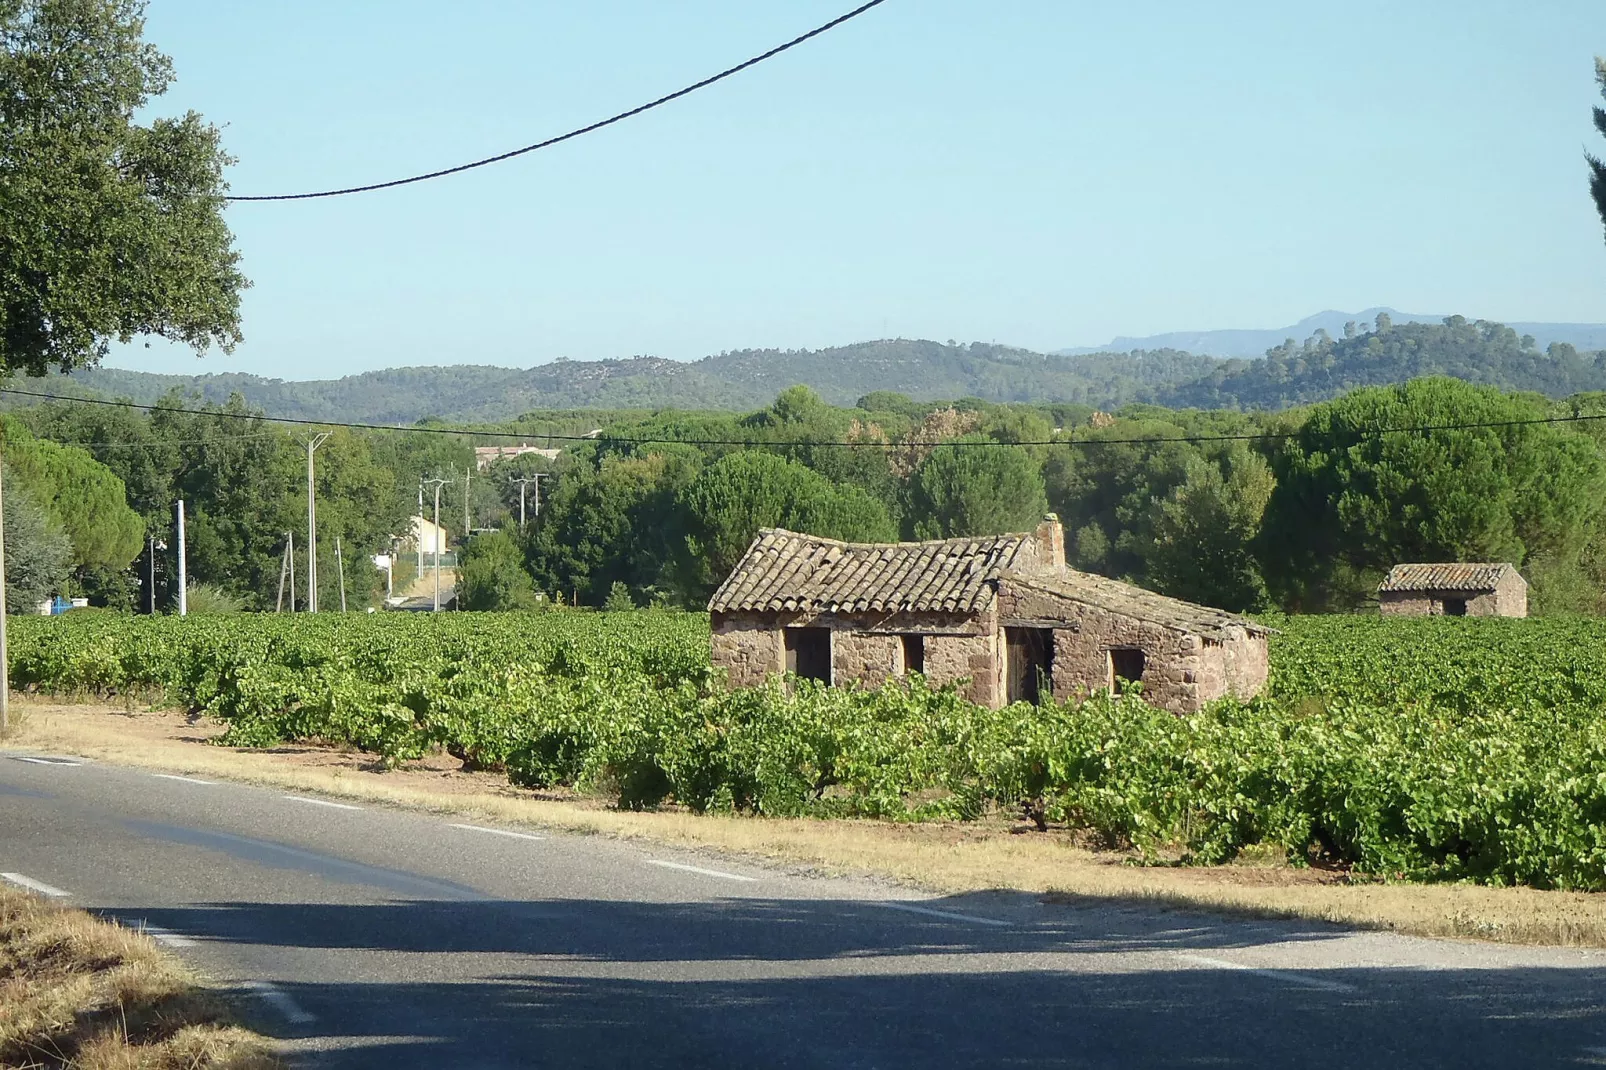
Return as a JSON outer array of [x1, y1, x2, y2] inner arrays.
[[227, 0, 891, 202], [5, 386, 1606, 451]]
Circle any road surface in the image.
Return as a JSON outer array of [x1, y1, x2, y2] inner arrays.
[[3, 748, 1605, 1068]]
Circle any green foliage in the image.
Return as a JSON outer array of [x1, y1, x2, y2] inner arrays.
[[1258, 378, 1606, 612], [673, 451, 895, 601], [0, 0, 245, 375], [184, 582, 243, 614], [459, 530, 538, 611], [1591, 57, 1606, 244], [906, 439, 1048, 539], [1146, 447, 1273, 612], [1, 466, 72, 611], [13, 610, 1606, 890], [0, 415, 141, 570], [603, 582, 635, 612]]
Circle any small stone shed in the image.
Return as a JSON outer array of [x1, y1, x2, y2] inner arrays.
[[1377, 563, 1527, 618], [708, 516, 1270, 714]]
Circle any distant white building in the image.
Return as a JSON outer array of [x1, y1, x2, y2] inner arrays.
[[474, 443, 562, 471], [407, 514, 450, 555]]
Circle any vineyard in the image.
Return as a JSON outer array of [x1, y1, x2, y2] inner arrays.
[[9, 611, 1606, 890]]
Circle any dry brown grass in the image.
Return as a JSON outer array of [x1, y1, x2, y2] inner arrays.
[[9, 699, 1606, 949], [0, 885, 279, 1070]]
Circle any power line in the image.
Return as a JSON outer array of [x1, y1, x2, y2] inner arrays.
[[226, 1, 892, 202], [7, 385, 1606, 450]]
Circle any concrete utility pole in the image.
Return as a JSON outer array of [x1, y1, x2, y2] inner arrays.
[[512, 474, 546, 527], [463, 465, 472, 538], [335, 537, 348, 613], [288, 531, 296, 612], [416, 483, 424, 576], [1, 461, 10, 733], [176, 500, 188, 617], [148, 536, 156, 614], [304, 433, 331, 613], [423, 478, 449, 612]]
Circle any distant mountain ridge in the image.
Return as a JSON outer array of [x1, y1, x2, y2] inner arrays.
[[10, 313, 1603, 424], [1057, 308, 1606, 360]]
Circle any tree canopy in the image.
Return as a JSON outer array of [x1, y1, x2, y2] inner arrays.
[[0, 0, 245, 375], [1592, 57, 1606, 245], [1257, 378, 1606, 610]]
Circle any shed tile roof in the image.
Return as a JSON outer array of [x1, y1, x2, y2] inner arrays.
[[1378, 563, 1522, 593], [1003, 570, 1272, 639], [708, 529, 1036, 615]]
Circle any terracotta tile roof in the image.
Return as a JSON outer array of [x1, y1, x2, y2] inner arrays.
[[1003, 570, 1273, 639], [708, 529, 1037, 615], [1378, 563, 1522, 594]]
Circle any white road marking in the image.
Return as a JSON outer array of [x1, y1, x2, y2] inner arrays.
[[448, 823, 546, 842], [138, 924, 198, 948], [0, 872, 71, 898], [645, 859, 758, 882], [243, 980, 317, 1024], [282, 795, 362, 811], [12, 756, 81, 766], [152, 773, 217, 786], [873, 901, 1013, 928], [1173, 952, 1357, 993]]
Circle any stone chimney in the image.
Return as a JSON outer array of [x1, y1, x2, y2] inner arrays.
[[1034, 513, 1066, 573]]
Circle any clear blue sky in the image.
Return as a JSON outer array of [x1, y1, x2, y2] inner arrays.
[[111, 0, 1606, 379]]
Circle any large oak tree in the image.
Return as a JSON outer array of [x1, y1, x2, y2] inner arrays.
[[0, 0, 245, 376]]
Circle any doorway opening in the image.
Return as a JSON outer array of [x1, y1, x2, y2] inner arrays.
[[784, 628, 831, 684], [1006, 628, 1054, 704], [1108, 647, 1146, 693]]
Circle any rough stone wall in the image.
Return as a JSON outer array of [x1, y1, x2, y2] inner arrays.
[[1216, 627, 1270, 700], [710, 612, 783, 687], [1379, 588, 1523, 617], [924, 627, 1001, 706], [711, 608, 999, 699], [1494, 572, 1529, 617], [995, 579, 1268, 714], [833, 632, 903, 690]]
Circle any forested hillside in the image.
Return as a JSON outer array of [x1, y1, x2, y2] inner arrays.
[[33, 317, 1605, 424], [1162, 315, 1606, 409]]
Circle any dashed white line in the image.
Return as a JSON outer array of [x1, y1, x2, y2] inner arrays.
[[1173, 952, 1357, 993], [0, 872, 71, 898], [873, 901, 1012, 928], [12, 756, 81, 766], [644, 859, 758, 882], [152, 773, 217, 786], [242, 981, 317, 1024], [448, 823, 546, 842], [282, 795, 362, 811]]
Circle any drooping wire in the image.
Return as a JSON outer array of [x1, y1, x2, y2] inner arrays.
[[227, 0, 892, 202], [5, 385, 1606, 451]]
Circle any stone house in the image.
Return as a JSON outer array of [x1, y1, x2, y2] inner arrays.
[[1377, 563, 1527, 617], [707, 515, 1270, 714]]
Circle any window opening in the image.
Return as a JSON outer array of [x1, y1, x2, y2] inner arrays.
[[901, 634, 925, 675], [784, 627, 831, 684], [1108, 647, 1146, 693], [1443, 598, 1467, 617]]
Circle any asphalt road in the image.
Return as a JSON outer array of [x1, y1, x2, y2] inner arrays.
[[3, 749, 1606, 1069]]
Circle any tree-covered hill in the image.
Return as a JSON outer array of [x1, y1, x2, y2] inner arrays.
[[1160, 315, 1606, 410], [17, 318, 1605, 423]]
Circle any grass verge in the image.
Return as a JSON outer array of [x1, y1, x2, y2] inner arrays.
[[7, 698, 1606, 949], [0, 884, 279, 1070]]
